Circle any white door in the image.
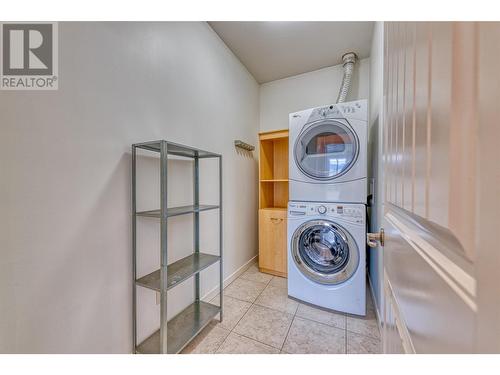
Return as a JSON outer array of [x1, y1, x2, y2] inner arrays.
[[376, 22, 500, 353]]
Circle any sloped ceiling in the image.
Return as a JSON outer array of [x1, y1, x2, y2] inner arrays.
[[209, 21, 374, 83]]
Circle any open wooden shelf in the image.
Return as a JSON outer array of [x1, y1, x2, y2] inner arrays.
[[258, 129, 289, 277], [260, 136, 288, 181], [260, 180, 288, 209], [259, 130, 289, 210]]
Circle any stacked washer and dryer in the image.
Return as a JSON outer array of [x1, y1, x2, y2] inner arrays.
[[287, 98, 368, 316]]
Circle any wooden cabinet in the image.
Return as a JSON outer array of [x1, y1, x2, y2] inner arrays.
[[259, 208, 287, 276], [258, 130, 289, 277]]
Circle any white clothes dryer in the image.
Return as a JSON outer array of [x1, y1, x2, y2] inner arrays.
[[289, 99, 368, 203]]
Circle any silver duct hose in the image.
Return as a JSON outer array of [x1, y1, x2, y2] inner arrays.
[[336, 52, 358, 103]]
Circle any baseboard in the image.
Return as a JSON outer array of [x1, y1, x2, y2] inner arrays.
[[202, 254, 258, 302], [368, 273, 383, 334]]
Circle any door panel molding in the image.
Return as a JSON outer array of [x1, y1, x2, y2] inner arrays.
[[386, 205, 476, 312], [383, 208, 476, 353], [384, 270, 415, 354]]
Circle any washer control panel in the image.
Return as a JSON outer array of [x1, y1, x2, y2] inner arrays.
[[288, 202, 365, 223]]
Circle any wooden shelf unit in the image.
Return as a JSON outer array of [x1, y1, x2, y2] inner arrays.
[[258, 129, 289, 277]]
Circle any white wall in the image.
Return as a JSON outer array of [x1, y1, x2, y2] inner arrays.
[[259, 58, 370, 132], [367, 22, 384, 320], [0, 22, 259, 353]]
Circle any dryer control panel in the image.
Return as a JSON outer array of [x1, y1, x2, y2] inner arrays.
[[288, 202, 365, 224], [306, 99, 367, 122]]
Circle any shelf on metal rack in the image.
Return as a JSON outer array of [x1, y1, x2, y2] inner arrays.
[[136, 204, 219, 218], [136, 253, 220, 292], [135, 301, 220, 354], [133, 140, 220, 159]]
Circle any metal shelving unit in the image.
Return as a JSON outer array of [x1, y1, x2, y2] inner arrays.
[[132, 140, 223, 354]]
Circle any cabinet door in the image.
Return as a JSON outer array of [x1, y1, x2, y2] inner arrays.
[[259, 209, 287, 276]]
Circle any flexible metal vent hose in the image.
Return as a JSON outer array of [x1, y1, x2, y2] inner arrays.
[[336, 52, 358, 103]]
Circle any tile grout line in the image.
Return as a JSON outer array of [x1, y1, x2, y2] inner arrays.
[[213, 330, 229, 354], [292, 314, 347, 334], [345, 321, 348, 354], [344, 314, 349, 354], [279, 315, 295, 353], [233, 274, 296, 352], [252, 289, 298, 316], [231, 275, 289, 352], [212, 288, 259, 353], [225, 272, 273, 304], [231, 331, 282, 352], [215, 272, 276, 353], [345, 312, 348, 354], [211, 272, 261, 353]]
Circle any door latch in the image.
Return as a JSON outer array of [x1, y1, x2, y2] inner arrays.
[[367, 228, 384, 247]]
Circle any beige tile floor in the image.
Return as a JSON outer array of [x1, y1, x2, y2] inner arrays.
[[182, 263, 381, 354]]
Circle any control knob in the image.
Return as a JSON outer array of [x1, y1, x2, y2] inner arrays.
[[317, 205, 327, 214]]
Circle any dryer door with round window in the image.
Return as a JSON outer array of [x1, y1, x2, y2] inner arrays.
[[291, 220, 359, 285], [294, 119, 359, 180]]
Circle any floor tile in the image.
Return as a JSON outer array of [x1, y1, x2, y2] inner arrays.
[[347, 331, 381, 354], [282, 317, 346, 354], [186, 267, 382, 354], [181, 321, 230, 354], [269, 276, 288, 289], [233, 304, 294, 349], [209, 294, 252, 331], [216, 332, 279, 354], [223, 277, 267, 303], [254, 284, 299, 314], [239, 264, 273, 284], [346, 307, 380, 339], [295, 303, 346, 329]]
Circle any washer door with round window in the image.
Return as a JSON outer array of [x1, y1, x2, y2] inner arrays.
[[291, 220, 359, 285], [294, 119, 359, 181]]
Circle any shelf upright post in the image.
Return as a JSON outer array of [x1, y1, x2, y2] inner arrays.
[[218, 155, 223, 321], [193, 152, 200, 302], [132, 145, 137, 353], [159, 141, 169, 354]]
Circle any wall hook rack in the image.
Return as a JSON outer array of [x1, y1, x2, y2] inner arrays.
[[234, 140, 255, 152]]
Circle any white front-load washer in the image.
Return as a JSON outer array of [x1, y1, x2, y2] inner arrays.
[[287, 201, 366, 315], [289, 99, 368, 203]]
